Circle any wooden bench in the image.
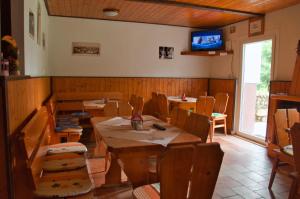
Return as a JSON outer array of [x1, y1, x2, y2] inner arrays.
[[20, 107, 94, 198]]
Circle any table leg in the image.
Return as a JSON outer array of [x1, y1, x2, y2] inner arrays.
[[105, 153, 122, 185]]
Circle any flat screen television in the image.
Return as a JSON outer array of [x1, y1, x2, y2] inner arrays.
[[191, 30, 224, 51]]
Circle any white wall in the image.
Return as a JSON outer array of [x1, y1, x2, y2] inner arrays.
[[48, 17, 211, 77], [24, 0, 49, 76], [210, 3, 300, 81]]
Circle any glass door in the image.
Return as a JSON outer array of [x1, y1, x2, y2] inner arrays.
[[239, 39, 273, 142]]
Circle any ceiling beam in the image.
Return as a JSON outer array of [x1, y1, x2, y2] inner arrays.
[[126, 0, 265, 17]]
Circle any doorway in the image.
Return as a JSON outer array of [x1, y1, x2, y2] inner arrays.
[[239, 39, 273, 142]]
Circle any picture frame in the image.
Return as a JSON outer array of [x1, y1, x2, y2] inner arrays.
[[37, 2, 42, 45], [159, 46, 174, 59], [72, 42, 101, 56], [29, 10, 35, 39], [42, 32, 46, 49], [248, 17, 264, 37]]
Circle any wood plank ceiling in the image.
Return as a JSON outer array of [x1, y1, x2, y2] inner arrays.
[[45, 0, 300, 28]]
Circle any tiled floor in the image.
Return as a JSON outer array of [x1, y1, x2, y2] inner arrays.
[[86, 134, 294, 199]]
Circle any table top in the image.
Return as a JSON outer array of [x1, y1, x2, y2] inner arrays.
[[93, 115, 201, 154], [167, 96, 197, 103]]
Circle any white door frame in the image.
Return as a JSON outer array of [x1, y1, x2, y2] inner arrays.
[[233, 32, 278, 143]]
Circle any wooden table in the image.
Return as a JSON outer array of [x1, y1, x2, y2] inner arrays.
[[167, 96, 197, 112], [83, 99, 118, 116], [93, 115, 201, 187]]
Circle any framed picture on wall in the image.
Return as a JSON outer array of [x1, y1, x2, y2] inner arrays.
[[248, 17, 264, 37], [72, 42, 101, 56], [29, 10, 35, 39], [159, 46, 174, 59], [37, 2, 42, 45], [42, 32, 46, 49]]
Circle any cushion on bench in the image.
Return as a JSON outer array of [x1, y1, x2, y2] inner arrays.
[[133, 183, 160, 199], [43, 153, 86, 172], [47, 142, 87, 155], [34, 168, 93, 198], [282, 145, 293, 156]]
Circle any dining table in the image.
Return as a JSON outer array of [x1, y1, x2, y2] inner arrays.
[[167, 96, 197, 112], [83, 99, 118, 116], [92, 115, 202, 187]]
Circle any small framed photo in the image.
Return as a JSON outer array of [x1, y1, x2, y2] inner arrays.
[[72, 42, 100, 56], [29, 10, 35, 39], [248, 17, 264, 37], [159, 46, 174, 59]]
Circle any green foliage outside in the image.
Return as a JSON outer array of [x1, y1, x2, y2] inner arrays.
[[257, 40, 272, 94]]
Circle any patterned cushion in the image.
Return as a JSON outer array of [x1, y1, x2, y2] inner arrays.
[[282, 145, 293, 156], [133, 183, 160, 199], [43, 153, 86, 172], [211, 113, 225, 118], [35, 168, 93, 198], [47, 142, 87, 155]]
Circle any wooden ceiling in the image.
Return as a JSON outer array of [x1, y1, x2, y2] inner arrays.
[[45, 0, 300, 28]]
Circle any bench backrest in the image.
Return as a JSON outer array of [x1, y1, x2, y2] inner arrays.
[[20, 107, 51, 189], [56, 91, 123, 101]]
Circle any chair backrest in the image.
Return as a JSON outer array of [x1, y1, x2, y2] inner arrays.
[[291, 123, 300, 173], [104, 101, 118, 116], [189, 143, 224, 199], [118, 101, 133, 116], [20, 107, 51, 189], [196, 96, 215, 117], [274, 109, 290, 148], [132, 96, 144, 115], [176, 108, 189, 129], [159, 143, 224, 199], [199, 91, 207, 97], [129, 94, 137, 107], [213, 93, 229, 114], [157, 94, 169, 121], [184, 112, 210, 143], [151, 92, 159, 117], [160, 145, 194, 199], [169, 107, 179, 125]]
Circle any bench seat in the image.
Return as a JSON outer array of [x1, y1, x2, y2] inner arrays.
[[43, 153, 86, 172], [35, 167, 93, 198]]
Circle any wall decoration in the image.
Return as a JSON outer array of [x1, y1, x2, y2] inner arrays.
[[42, 32, 46, 49], [159, 46, 174, 59], [29, 10, 35, 38], [37, 2, 42, 45], [72, 42, 100, 56], [248, 17, 264, 37]]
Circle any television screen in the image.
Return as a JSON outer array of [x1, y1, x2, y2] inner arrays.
[[191, 30, 224, 51]]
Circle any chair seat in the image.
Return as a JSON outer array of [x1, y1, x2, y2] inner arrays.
[[211, 112, 226, 118], [55, 126, 83, 133], [35, 168, 93, 198], [282, 145, 294, 156], [133, 183, 160, 199], [47, 142, 87, 155], [43, 153, 86, 172]]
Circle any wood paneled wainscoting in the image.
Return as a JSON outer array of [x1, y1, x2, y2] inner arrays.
[[52, 77, 236, 132], [0, 77, 51, 199]]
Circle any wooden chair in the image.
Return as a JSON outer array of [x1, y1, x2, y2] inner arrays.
[[104, 101, 118, 117], [269, 109, 296, 189], [211, 93, 229, 139], [133, 143, 224, 199], [196, 96, 215, 117], [175, 108, 189, 129], [184, 112, 211, 143], [157, 93, 169, 122], [169, 107, 179, 126], [151, 92, 160, 118], [199, 91, 208, 97], [132, 96, 144, 115], [118, 101, 133, 116], [129, 94, 137, 108], [289, 122, 300, 199]]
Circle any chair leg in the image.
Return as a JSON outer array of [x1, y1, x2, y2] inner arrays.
[[223, 118, 227, 135], [289, 178, 299, 199], [210, 120, 215, 142], [105, 151, 110, 171], [269, 157, 279, 189]]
